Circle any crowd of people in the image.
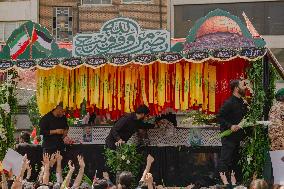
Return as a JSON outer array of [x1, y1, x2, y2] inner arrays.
[[1, 146, 283, 189]]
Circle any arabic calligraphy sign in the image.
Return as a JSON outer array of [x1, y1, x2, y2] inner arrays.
[[16, 60, 36, 69], [0, 60, 13, 70], [110, 55, 132, 65], [62, 58, 83, 68], [38, 58, 60, 68], [213, 49, 238, 59], [240, 48, 266, 59], [187, 51, 209, 61], [73, 18, 170, 56], [134, 54, 157, 64], [160, 53, 183, 62], [85, 56, 108, 67]]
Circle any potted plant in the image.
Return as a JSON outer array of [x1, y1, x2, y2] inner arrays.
[[104, 144, 143, 183]]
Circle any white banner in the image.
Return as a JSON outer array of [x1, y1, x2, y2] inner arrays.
[[270, 150, 284, 185]]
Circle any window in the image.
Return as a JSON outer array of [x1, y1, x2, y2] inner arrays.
[[0, 21, 26, 42], [53, 7, 73, 42], [123, 0, 151, 3], [82, 0, 111, 5], [174, 1, 284, 38]]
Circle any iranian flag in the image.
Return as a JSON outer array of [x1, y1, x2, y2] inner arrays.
[[31, 28, 53, 54], [8, 30, 30, 60]]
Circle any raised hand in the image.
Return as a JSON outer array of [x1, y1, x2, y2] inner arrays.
[[55, 151, 63, 163], [26, 163, 32, 180], [115, 139, 125, 147], [8, 168, 13, 179], [231, 125, 241, 132], [231, 171, 237, 185], [68, 160, 75, 171], [11, 176, 22, 189], [77, 155, 85, 168], [49, 153, 57, 168], [42, 153, 50, 166], [21, 155, 30, 172], [219, 172, 229, 185], [145, 173, 154, 184]]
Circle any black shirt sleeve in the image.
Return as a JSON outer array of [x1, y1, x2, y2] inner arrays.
[[62, 116, 69, 129], [39, 116, 50, 136], [112, 115, 130, 141], [217, 100, 233, 130], [137, 122, 155, 129]]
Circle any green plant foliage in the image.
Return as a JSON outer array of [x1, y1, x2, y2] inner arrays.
[[0, 70, 18, 160], [27, 95, 41, 127], [239, 59, 276, 183], [104, 144, 143, 178]]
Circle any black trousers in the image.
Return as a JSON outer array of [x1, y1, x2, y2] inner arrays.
[[217, 139, 242, 183]]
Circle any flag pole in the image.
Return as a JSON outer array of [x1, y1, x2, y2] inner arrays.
[[24, 25, 32, 59]]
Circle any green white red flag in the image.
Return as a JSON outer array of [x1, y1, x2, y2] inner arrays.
[[8, 30, 30, 60]]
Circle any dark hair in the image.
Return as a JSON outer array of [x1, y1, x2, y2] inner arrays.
[[93, 179, 108, 189], [272, 184, 281, 189], [276, 95, 284, 102], [119, 171, 133, 189], [56, 102, 64, 109], [20, 131, 30, 143], [230, 80, 240, 92], [250, 179, 268, 189], [135, 105, 150, 115]]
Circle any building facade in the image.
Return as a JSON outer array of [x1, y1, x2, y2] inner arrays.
[[0, 0, 39, 46], [39, 0, 167, 42], [168, 0, 284, 69]]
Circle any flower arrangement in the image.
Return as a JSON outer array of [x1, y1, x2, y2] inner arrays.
[[0, 70, 18, 160], [104, 144, 143, 177], [27, 95, 41, 128], [27, 95, 42, 144], [181, 110, 216, 125]]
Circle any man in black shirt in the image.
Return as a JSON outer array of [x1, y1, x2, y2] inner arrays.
[[105, 105, 156, 150], [217, 79, 249, 182], [39, 102, 69, 154]]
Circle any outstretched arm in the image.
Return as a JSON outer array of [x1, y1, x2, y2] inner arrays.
[[19, 155, 29, 179], [55, 151, 63, 184], [61, 160, 75, 188], [42, 153, 51, 185], [140, 154, 154, 182], [72, 155, 85, 188], [1, 170, 8, 189]]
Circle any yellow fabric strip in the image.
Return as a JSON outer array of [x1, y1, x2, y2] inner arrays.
[[202, 63, 209, 111], [175, 63, 181, 110], [149, 65, 154, 103], [36, 61, 219, 116], [183, 63, 190, 110], [208, 65, 216, 112]]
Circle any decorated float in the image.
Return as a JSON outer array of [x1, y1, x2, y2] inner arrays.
[[0, 9, 282, 186]]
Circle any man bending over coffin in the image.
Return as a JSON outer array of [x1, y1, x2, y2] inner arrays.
[[105, 105, 174, 150]]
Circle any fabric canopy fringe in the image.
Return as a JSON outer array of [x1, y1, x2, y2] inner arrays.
[[36, 58, 249, 119]]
